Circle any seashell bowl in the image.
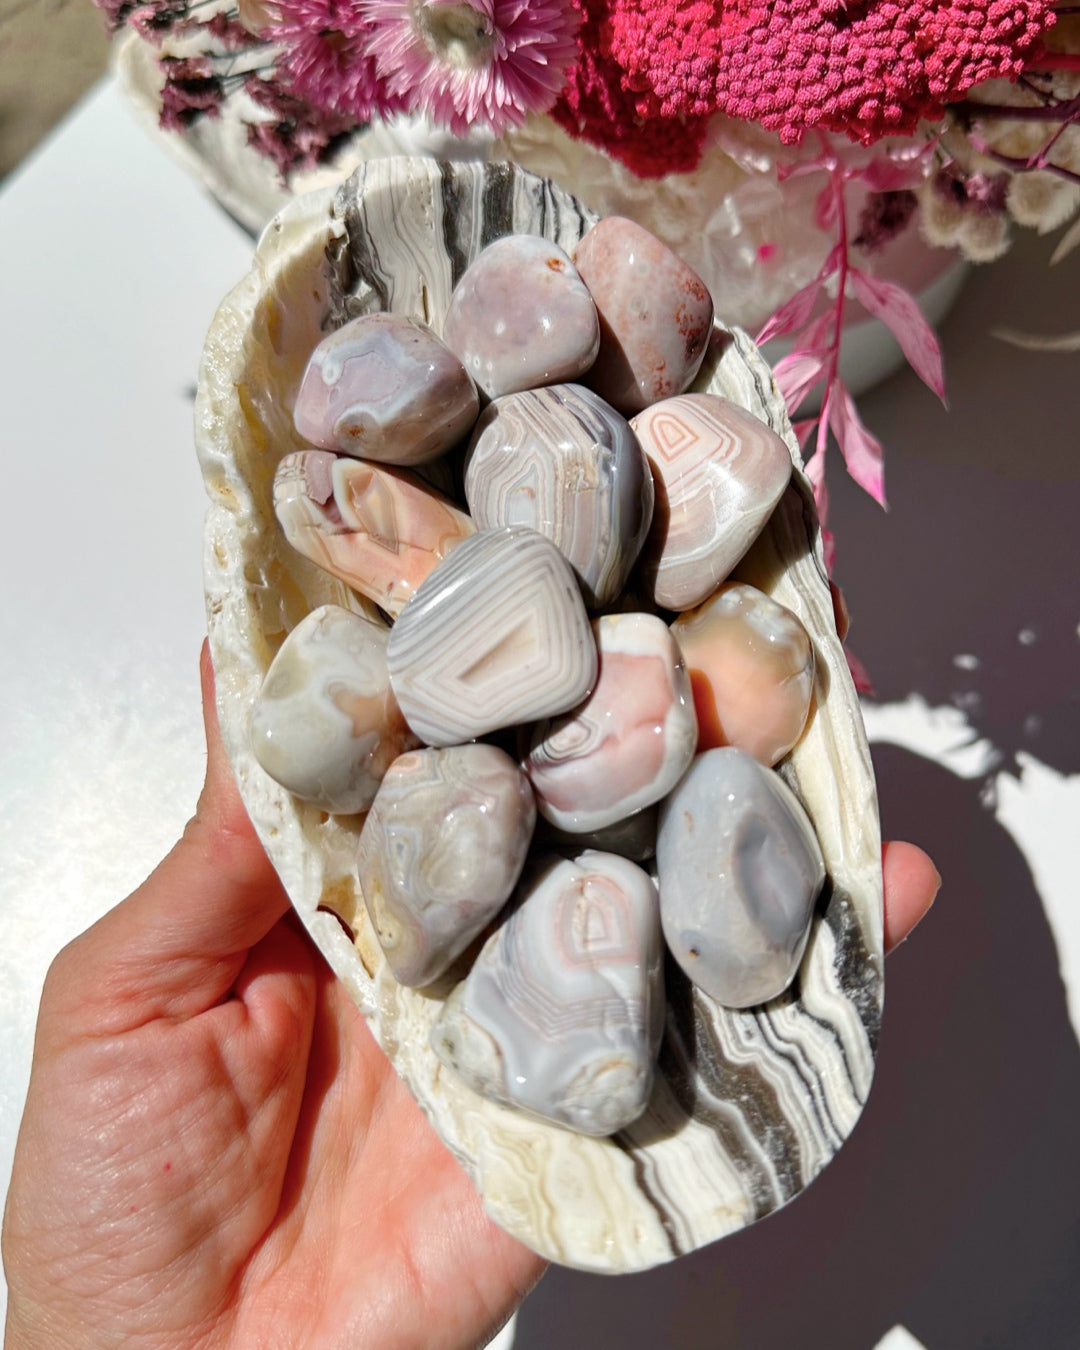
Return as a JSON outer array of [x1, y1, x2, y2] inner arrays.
[[195, 155, 883, 1274]]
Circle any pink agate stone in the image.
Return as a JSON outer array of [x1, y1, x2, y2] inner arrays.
[[632, 393, 792, 611], [443, 236, 600, 399], [273, 450, 475, 617], [672, 582, 815, 766], [293, 312, 478, 466], [573, 216, 714, 416], [526, 612, 698, 832]]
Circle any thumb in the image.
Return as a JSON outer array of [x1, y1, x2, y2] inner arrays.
[[43, 643, 293, 1035]]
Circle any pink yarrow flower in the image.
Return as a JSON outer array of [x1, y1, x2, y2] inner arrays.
[[363, 0, 580, 137]]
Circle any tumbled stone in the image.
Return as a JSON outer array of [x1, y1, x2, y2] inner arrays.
[[672, 582, 815, 765], [249, 605, 419, 814], [656, 748, 826, 1008], [432, 850, 664, 1136], [293, 312, 479, 465], [573, 216, 714, 416], [274, 450, 475, 617], [632, 393, 792, 611], [358, 744, 536, 987], [464, 384, 653, 607], [443, 236, 600, 399], [387, 527, 597, 747], [527, 613, 697, 832]]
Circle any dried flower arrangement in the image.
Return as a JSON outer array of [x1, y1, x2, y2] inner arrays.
[[98, 0, 1080, 548]]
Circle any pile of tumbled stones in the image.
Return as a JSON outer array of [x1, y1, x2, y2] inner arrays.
[[252, 216, 826, 1139]]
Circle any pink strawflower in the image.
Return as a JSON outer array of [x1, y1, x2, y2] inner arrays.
[[267, 0, 403, 124], [363, 0, 580, 137]]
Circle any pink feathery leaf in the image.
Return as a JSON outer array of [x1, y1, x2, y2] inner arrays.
[[820, 525, 836, 574], [755, 247, 840, 345], [773, 352, 825, 412], [828, 380, 887, 507], [849, 268, 947, 403]]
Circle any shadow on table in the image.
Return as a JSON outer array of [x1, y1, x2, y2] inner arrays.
[[511, 745, 1080, 1350]]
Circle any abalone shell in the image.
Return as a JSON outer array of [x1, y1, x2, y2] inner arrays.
[[196, 158, 883, 1274]]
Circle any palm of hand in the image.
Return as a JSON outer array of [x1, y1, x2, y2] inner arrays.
[[4, 650, 937, 1350], [4, 782, 540, 1350]]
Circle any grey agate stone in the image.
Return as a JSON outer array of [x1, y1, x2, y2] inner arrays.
[[358, 744, 536, 987], [249, 605, 418, 814], [442, 235, 600, 399], [464, 383, 653, 607], [386, 527, 597, 746], [432, 851, 664, 1136], [657, 748, 826, 1008]]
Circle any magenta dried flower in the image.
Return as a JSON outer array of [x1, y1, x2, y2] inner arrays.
[[852, 190, 919, 253], [267, 0, 399, 123], [159, 56, 225, 130], [363, 0, 580, 137]]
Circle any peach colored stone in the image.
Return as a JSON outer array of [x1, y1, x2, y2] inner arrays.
[[573, 216, 714, 416], [671, 581, 814, 766], [274, 450, 475, 617]]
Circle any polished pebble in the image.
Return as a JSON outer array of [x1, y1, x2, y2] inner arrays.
[[632, 393, 792, 611], [293, 312, 479, 465], [431, 850, 664, 1135], [657, 748, 826, 1008], [358, 745, 536, 987], [249, 605, 418, 814], [273, 450, 475, 617], [443, 236, 600, 399], [464, 383, 653, 607], [387, 527, 597, 746], [574, 216, 714, 416], [672, 582, 815, 765], [527, 613, 697, 832]]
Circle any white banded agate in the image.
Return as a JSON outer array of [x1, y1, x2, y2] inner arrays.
[[443, 235, 600, 398], [249, 605, 418, 814], [657, 747, 826, 1007], [387, 527, 597, 746], [632, 393, 792, 611], [432, 851, 664, 1135], [358, 745, 536, 987], [293, 311, 479, 465], [527, 613, 697, 832], [464, 383, 653, 607]]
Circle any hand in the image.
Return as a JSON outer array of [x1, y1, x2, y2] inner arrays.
[[3, 645, 940, 1350]]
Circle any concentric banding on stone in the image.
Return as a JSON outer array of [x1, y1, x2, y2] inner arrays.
[[250, 604, 418, 814], [527, 613, 697, 832], [464, 383, 653, 607], [387, 527, 597, 747], [432, 850, 665, 1136], [197, 157, 883, 1275], [358, 744, 536, 988], [632, 392, 793, 611], [443, 235, 600, 398]]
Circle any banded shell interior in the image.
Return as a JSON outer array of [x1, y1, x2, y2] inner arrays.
[[195, 157, 883, 1274]]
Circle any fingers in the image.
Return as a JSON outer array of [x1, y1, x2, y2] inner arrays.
[[882, 840, 940, 954], [44, 644, 292, 1034]]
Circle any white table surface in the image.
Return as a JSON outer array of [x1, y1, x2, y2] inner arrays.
[[1, 78, 1077, 1348]]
